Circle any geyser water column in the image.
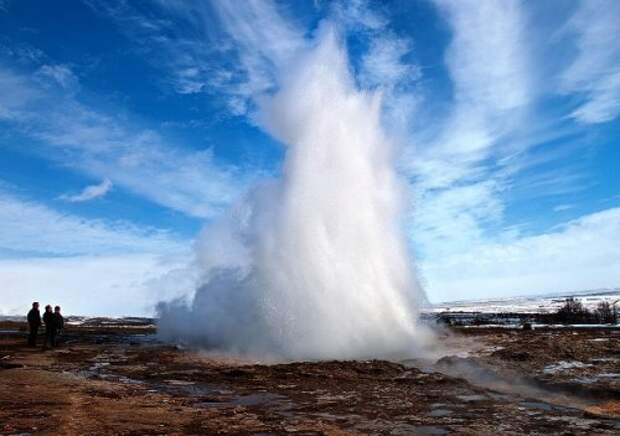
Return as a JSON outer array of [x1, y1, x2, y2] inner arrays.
[[157, 28, 428, 360]]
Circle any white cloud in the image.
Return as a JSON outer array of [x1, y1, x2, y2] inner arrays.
[[412, 180, 504, 258], [570, 70, 620, 124], [435, 0, 530, 112], [0, 67, 42, 119], [60, 178, 113, 202], [0, 41, 46, 64], [560, 0, 620, 124], [211, 0, 305, 68], [0, 65, 246, 218], [422, 207, 620, 302], [0, 187, 185, 256], [429, 0, 530, 163], [408, 0, 531, 263], [37, 64, 79, 90], [0, 254, 195, 317], [331, 0, 388, 31], [360, 37, 419, 87]]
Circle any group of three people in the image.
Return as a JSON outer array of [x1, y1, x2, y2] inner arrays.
[[26, 302, 64, 348]]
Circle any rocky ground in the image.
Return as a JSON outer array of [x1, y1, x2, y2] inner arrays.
[[1, 321, 619, 435]]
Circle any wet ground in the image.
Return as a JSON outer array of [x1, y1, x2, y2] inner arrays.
[[1, 321, 619, 435]]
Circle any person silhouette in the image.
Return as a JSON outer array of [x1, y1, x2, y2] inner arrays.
[[54, 306, 64, 346], [27, 302, 41, 347], [42, 305, 56, 349]]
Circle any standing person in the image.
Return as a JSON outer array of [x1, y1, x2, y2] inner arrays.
[[53, 306, 64, 347], [27, 302, 41, 347], [42, 305, 56, 349]]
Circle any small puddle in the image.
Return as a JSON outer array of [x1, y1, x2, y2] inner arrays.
[[520, 401, 553, 412], [456, 394, 487, 403], [413, 425, 449, 435], [429, 409, 453, 417], [233, 392, 285, 406]]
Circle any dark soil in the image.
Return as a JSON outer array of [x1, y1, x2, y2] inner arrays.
[[1, 322, 619, 435]]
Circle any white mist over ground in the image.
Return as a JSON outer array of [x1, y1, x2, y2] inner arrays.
[[157, 28, 431, 360]]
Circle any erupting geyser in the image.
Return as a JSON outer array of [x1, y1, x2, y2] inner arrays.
[[158, 28, 429, 360]]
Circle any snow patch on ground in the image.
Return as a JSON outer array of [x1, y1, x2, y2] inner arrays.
[[542, 361, 593, 374]]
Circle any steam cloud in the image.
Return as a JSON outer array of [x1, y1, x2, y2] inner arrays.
[[157, 27, 429, 360]]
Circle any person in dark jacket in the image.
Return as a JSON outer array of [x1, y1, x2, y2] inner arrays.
[[54, 306, 64, 346], [27, 302, 41, 347], [42, 305, 56, 349]]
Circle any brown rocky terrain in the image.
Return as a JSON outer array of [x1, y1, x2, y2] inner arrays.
[[1, 321, 619, 435]]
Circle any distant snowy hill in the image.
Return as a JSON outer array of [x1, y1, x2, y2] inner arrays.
[[428, 288, 620, 314]]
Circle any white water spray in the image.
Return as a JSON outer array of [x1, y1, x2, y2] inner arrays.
[[158, 28, 429, 360]]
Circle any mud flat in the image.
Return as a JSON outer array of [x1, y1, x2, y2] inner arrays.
[[1, 321, 619, 435]]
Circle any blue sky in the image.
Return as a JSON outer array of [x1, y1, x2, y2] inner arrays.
[[1, 0, 619, 316]]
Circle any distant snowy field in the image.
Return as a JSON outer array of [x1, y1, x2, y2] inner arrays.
[[428, 288, 620, 314]]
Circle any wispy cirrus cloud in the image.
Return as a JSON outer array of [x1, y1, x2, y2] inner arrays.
[[84, 0, 306, 116], [0, 63, 246, 218], [83, 0, 217, 95], [560, 0, 620, 124], [59, 178, 112, 202], [425, 0, 530, 165], [0, 185, 185, 257], [410, 0, 620, 301], [437, 0, 530, 112], [359, 37, 420, 89], [37, 64, 79, 90], [409, 0, 531, 261]]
